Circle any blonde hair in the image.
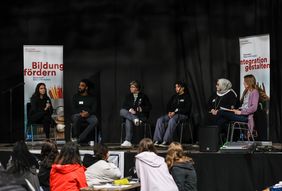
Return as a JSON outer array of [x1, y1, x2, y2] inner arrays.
[[241, 74, 257, 103], [166, 142, 193, 169]]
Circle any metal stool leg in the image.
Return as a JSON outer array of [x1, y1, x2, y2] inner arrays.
[[179, 123, 184, 144], [31, 124, 34, 145], [120, 123, 125, 144], [230, 123, 236, 142], [143, 123, 147, 138], [188, 121, 193, 144], [148, 124, 152, 138], [94, 126, 98, 143], [226, 123, 231, 142]]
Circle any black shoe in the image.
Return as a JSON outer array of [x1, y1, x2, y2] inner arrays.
[[159, 141, 169, 148]]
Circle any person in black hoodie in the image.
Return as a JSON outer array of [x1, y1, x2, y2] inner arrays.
[[166, 142, 197, 191], [120, 80, 152, 147], [153, 81, 192, 146]]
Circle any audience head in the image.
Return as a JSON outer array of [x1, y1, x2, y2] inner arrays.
[[55, 142, 81, 165], [166, 142, 192, 169], [32, 82, 47, 98], [78, 79, 90, 94], [10, 140, 37, 173], [93, 143, 109, 161], [129, 80, 141, 93], [243, 74, 257, 90], [40, 139, 59, 167], [138, 138, 157, 154], [216, 79, 232, 95], [174, 81, 186, 95]]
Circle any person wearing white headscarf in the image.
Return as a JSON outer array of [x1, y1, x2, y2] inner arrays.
[[207, 78, 238, 125], [216, 79, 237, 97]]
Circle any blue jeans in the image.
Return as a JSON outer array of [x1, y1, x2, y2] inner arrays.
[[120, 109, 140, 142], [72, 113, 98, 142], [153, 114, 187, 143], [216, 110, 248, 129]]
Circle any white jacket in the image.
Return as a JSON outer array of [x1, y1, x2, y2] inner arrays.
[[135, 151, 179, 191], [85, 160, 122, 186]]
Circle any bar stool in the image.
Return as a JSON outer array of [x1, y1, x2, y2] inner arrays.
[[227, 121, 256, 142], [120, 119, 152, 144]]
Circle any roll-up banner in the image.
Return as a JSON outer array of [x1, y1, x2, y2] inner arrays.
[[23, 45, 64, 140], [239, 34, 270, 139]]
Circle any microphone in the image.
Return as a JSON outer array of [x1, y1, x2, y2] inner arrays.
[[138, 98, 142, 106], [46, 100, 51, 112]]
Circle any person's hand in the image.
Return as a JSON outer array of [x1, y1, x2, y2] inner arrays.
[[129, 108, 136, 114], [80, 110, 89, 118], [136, 107, 142, 112], [232, 109, 241, 115], [45, 103, 51, 111], [168, 112, 175, 118], [211, 109, 218, 115]]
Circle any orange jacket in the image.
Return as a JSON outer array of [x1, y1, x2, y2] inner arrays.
[[50, 164, 88, 191]]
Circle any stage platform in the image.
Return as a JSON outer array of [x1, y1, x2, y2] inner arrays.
[[1, 142, 282, 191]]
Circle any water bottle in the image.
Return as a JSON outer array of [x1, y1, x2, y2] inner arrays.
[[240, 133, 244, 141], [26, 133, 31, 141]]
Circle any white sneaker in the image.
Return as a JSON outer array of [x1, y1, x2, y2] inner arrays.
[[121, 140, 132, 147], [71, 138, 78, 143], [134, 119, 142, 126]]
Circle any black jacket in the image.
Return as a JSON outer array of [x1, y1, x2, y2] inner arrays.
[[167, 93, 192, 116], [207, 90, 238, 111], [0, 171, 30, 191], [72, 93, 97, 115], [38, 164, 51, 190], [122, 92, 152, 120], [171, 161, 197, 191], [29, 96, 53, 123], [82, 154, 99, 168]]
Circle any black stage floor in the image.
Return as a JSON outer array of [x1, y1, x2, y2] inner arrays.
[[1, 142, 282, 191]]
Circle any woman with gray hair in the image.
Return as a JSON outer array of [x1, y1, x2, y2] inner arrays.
[[207, 78, 238, 126]]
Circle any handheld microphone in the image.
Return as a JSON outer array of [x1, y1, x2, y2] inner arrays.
[[46, 100, 51, 111]]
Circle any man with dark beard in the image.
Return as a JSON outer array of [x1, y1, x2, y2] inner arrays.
[[72, 79, 98, 144]]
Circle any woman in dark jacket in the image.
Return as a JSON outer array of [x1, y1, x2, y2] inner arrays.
[[29, 82, 54, 138], [166, 142, 197, 191], [38, 140, 58, 191]]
